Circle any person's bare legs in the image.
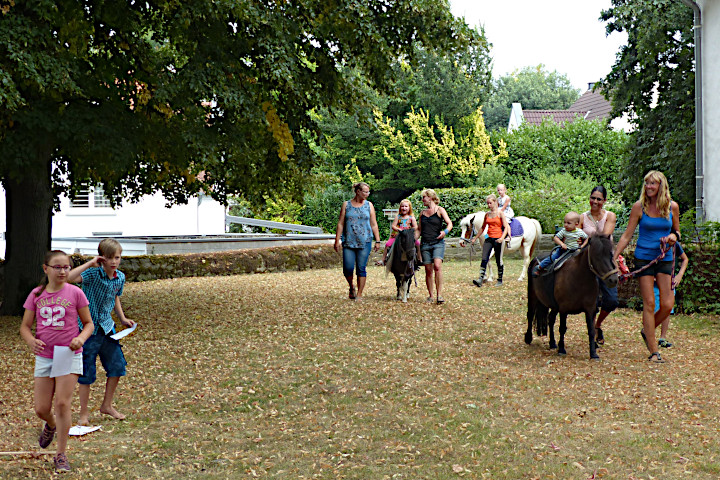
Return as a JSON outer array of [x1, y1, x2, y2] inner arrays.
[[654, 274, 674, 330], [639, 276, 661, 355], [424, 264, 434, 299], [100, 377, 126, 420], [595, 309, 611, 330], [35, 377, 56, 430], [54, 375, 79, 454], [433, 259, 443, 300], [356, 276, 367, 300], [78, 383, 91, 425]]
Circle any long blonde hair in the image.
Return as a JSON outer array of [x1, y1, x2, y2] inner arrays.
[[640, 170, 672, 218], [398, 199, 414, 217]]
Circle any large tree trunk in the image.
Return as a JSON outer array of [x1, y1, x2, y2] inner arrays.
[[0, 157, 53, 316]]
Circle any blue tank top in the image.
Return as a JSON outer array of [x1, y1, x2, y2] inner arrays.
[[635, 211, 673, 261], [342, 200, 373, 248]]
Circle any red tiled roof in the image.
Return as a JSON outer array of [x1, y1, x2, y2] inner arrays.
[[569, 90, 612, 121], [521, 110, 588, 126]]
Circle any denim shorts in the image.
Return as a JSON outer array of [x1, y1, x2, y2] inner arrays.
[[34, 353, 84, 377], [78, 331, 127, 385], [634, 259, 673, 277], [421, 241, 445, 265]]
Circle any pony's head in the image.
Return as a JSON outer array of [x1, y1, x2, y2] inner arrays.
[[586, 234, 618, 288], [459, 212, 485, 245], [395, 228, 416, 261]]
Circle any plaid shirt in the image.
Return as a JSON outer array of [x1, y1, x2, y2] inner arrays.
[[78, 267, 125, 335]]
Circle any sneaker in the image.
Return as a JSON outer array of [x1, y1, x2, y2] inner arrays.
[[495, 280, 503, 287], [531, 265, 542, 277], [54, 452, 71, 472], [658, 338, 673, 348], [38, 423, 55, 449], [472, 278, 483, 287]]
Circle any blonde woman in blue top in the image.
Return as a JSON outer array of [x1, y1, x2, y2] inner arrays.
[[614, 171, 680, 363], [334, 182, 381, 301]]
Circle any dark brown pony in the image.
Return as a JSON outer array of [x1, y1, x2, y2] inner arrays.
[[390, 228, 417, 303], [526, 234, 618, 359]]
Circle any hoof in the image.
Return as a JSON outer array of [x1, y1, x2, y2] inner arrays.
[[557, 351, 567, 356], [549, 342, 557, 350], [590, 355, 600, 361], [524, 332, 533, 345]]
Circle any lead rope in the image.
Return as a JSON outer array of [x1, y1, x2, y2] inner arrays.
[[618, 237, 675, 284]]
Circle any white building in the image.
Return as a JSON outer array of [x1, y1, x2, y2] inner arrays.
[[0, 185, 227, 256]]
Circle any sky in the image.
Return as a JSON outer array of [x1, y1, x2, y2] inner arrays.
[[449, 0, 628, 92]]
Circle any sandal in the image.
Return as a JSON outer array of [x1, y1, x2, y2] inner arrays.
[[436, 296, 445, 304], [658, 338, 673, 348], [426, 296, 434, 304], [596, 327, 604, 346], [348, 286, 356, 300], [648, 352, 665, 363], [375, 260, 385, 266], [640, 329, 648, 349]]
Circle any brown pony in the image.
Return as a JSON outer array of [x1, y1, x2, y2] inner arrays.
[[526, 234, 618, 359]]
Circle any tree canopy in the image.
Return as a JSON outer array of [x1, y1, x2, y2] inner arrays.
[[0, 0, 482, 314], [600, 0, 695, 210], [482, 65, 580, 131]]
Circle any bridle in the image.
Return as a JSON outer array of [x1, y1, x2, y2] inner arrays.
[[586, 239, 619, 281]]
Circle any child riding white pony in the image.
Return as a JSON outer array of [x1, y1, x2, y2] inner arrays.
[[459, 212, 541, 282]]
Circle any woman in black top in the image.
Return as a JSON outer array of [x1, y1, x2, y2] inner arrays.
[[418, 189, 452, 304]]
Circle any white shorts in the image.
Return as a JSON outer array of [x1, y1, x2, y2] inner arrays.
[[34, 354, 84, 377]]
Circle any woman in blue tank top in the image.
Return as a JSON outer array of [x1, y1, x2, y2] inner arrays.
[[334, 182, 381, 301], [614, 171, 680, 363]]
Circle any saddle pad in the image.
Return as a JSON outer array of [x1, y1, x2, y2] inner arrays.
[[509, 218, 524, 237]]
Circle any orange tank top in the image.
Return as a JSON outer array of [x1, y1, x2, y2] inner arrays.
[[486, 215, 503, 238]]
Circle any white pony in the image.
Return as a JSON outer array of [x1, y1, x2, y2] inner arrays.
[[458, 212, 542, 282]]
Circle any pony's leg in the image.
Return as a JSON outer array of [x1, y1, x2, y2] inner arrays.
[[518, 239, 532, 281], [548, 310, 558, 350], [525, 285, 535, 345], [557, 313, 567, 355], [402, 279, 410, 303], [587, 311, 599, 360]]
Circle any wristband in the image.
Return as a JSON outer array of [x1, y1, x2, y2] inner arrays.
[[443, 228, 450, 235]]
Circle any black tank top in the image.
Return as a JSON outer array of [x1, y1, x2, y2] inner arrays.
[[421, 211, 443, 245]]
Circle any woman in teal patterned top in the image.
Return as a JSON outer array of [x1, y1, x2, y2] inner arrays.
[[334, 182, 381, 301]]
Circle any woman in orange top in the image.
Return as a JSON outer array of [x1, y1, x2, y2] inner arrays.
[[470, 194, 510, 287]]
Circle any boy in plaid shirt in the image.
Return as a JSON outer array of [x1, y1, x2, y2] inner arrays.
[[68, 239, 135, 425]]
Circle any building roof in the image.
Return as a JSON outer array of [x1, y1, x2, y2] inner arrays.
[[520, 110, 588, 126], [568, 89, 612, 121]]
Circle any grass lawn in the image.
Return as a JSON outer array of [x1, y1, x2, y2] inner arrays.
[[1, 258, 719, 479]]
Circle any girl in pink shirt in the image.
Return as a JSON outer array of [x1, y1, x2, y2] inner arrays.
[[20, 250, 94, 473]]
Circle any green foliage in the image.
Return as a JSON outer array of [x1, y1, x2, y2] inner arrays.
[[493, 117, 628, 189], [483, 65, 581, 131], [298, 184, 353, 234], [676, 247, 720, 314], [601, 0, 695, 212], [385, 45, 493, 130]]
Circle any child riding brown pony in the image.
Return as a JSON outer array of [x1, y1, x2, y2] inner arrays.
[[526, 234, 619, 359]]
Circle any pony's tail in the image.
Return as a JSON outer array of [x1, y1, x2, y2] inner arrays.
[[526, 258, 548, 338], [528, 220, 542, 260]]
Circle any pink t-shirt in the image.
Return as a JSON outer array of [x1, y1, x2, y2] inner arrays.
[[23, 284, 90, 359], [582, 210, 608, 236]]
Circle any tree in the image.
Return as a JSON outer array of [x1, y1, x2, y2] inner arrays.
[[0, 0, 481, 314], [599, 0, 695, 211], [384, 44, 492, 130], [483, 65, 580, 131], [493, 117, 628, 188]]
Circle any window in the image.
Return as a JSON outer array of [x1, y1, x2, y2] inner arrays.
[[70, 185, 112, 209]]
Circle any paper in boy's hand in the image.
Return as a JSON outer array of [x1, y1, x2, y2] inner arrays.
[[110, 323, 137, 340], [69, 425, 102, 436], [50, 346, 75, 378]]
